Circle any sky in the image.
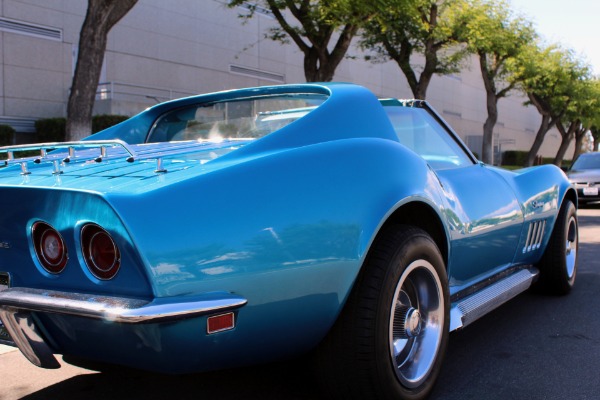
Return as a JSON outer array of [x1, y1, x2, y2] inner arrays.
[[508, 0, 600, 75]]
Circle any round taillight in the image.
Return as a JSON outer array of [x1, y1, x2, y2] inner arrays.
[[81, 224, 121, 280], [32, 222, 68, 274]]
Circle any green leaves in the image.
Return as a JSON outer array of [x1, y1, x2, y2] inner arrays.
[[227, 0, 378, 81], [360, 0, 468, 98]]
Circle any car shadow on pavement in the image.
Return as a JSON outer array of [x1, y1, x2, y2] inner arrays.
[[580, 201, 600, 210], [20, 358, 328, 400]]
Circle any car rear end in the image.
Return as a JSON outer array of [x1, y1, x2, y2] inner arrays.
[[0, 141, 250, 372]]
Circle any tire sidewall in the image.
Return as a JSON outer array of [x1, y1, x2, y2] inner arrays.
[[560, 201, 578, 288], [373, 232, 449, 400], [536, 199, 578, 295]]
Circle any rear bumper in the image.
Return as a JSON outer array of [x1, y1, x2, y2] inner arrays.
[[0, 287, 247, 369]]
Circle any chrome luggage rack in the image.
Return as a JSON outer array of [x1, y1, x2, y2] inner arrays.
[[0, 140, 138, 175], [0, 139, 241, 175]]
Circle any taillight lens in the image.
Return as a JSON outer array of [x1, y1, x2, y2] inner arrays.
[[32, 222, 68, 274], [81, 224, 121, 280]]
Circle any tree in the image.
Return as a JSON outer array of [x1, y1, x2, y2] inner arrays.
[[586, 80, 600, 153], [360, 0, 467, 100], [228, 0, 375, 82], [553, 75, 597, 166], [513, 45, 580, 167], [591, 125, 600, 152], [570, 81, 600, 162], [66, 0, 138, 141], [455, 0, 535, 164]]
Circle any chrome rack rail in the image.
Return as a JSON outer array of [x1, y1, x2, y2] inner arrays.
[[0, 140, 137, 162], [1, 139, 246, 175], [0, 140, 138, 174]]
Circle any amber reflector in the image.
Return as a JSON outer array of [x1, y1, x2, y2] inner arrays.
[[207, 312, 235, 334]]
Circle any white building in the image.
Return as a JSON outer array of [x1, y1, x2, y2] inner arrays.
[[0, 0, 568, 163]]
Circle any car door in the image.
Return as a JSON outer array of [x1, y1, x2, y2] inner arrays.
[[434, 164, 523, 293], [384, 103, 524, 295]]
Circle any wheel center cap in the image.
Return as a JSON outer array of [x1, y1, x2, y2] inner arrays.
[[405, 308, 422, 337]]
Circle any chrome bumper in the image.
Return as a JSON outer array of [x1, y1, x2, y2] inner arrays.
[[0, 287, 247, 369]]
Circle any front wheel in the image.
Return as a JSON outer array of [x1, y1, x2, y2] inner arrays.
[[317, 226, 449, 399], [535, 199, 578, 295]]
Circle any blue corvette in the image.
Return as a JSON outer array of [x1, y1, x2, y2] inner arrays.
[[0, 83, 578, 399]]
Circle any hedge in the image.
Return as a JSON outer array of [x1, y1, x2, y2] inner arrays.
[[35, 118, 66, 143], [0, 124, 15, 146], [92, 114, 128, 133], [501, 150, 529, 166], [502, 150, 569, 167], [34, 115, 129, 143]]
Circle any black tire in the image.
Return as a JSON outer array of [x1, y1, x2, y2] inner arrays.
[[316, 225, 449, 400], [535, 199, 578, 295]]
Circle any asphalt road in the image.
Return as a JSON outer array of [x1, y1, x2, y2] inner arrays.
[[1, 205, 599, 400]]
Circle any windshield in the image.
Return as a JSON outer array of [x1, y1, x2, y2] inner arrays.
[[571, 153, 600, 170], [384, 105, 473, 170], [146, 93, 328, 143]]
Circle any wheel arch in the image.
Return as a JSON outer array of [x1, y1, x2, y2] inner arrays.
[[371, 201, 449, 269], [563, 187, 578, 210]]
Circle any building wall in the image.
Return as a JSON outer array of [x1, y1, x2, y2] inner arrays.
[[0, 0, 572, 162]]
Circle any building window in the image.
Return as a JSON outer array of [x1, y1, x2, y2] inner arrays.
[[0, 17, 62, 41]]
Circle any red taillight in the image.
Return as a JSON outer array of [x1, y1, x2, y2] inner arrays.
[[32, 222, 68, 274], [81, 224, 121, 280]]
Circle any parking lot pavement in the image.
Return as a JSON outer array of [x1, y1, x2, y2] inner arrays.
[[0, 347, 96, 400], [0, 344, 16, 354], [578, 206, 600, 244]]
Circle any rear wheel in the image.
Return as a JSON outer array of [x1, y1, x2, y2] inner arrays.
[[535, 199, 578, 295], [317, 225, 449, 399]]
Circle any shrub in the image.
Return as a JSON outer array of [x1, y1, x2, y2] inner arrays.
[[0, 124, 15, 146], [501, 150, 529, 166], [34, 115, 129, 142], [92, 114, 129, 133], [35, 118, 66, 143]]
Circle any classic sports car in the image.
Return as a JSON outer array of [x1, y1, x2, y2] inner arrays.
[[0, 83, 578, 399], [567, 151, 600, 205]]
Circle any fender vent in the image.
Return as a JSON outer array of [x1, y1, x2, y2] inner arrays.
[[523, 219, 546, 253]]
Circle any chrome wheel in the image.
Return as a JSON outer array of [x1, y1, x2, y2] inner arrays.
[[535, 199, 578, 295], [316, 226, 448, 399], [565, 215, 578, 280], [389, 259, 444, 389]]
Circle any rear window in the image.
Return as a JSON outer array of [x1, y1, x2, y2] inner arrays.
[[146, 93, 328, 143]]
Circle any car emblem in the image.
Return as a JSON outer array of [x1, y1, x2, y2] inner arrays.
[[531, 201, 544, 209]]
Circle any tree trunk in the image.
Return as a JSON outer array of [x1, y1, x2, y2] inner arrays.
[[385, 35, 437, 100], [553, 122, 577, 167], [553, 135, 573, 167], [479, 54, 498, 165], [571, 125, 587, 162], [481, 103, 497, 165], [524, 114, 551, 167], [303, 23, 358, 82], [66, 0, 138, 141]]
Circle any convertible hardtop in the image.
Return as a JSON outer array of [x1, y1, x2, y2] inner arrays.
[[0, 83, 400, 194]]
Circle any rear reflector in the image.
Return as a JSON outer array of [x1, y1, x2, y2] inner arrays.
[[207, 312, 235, 334]]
